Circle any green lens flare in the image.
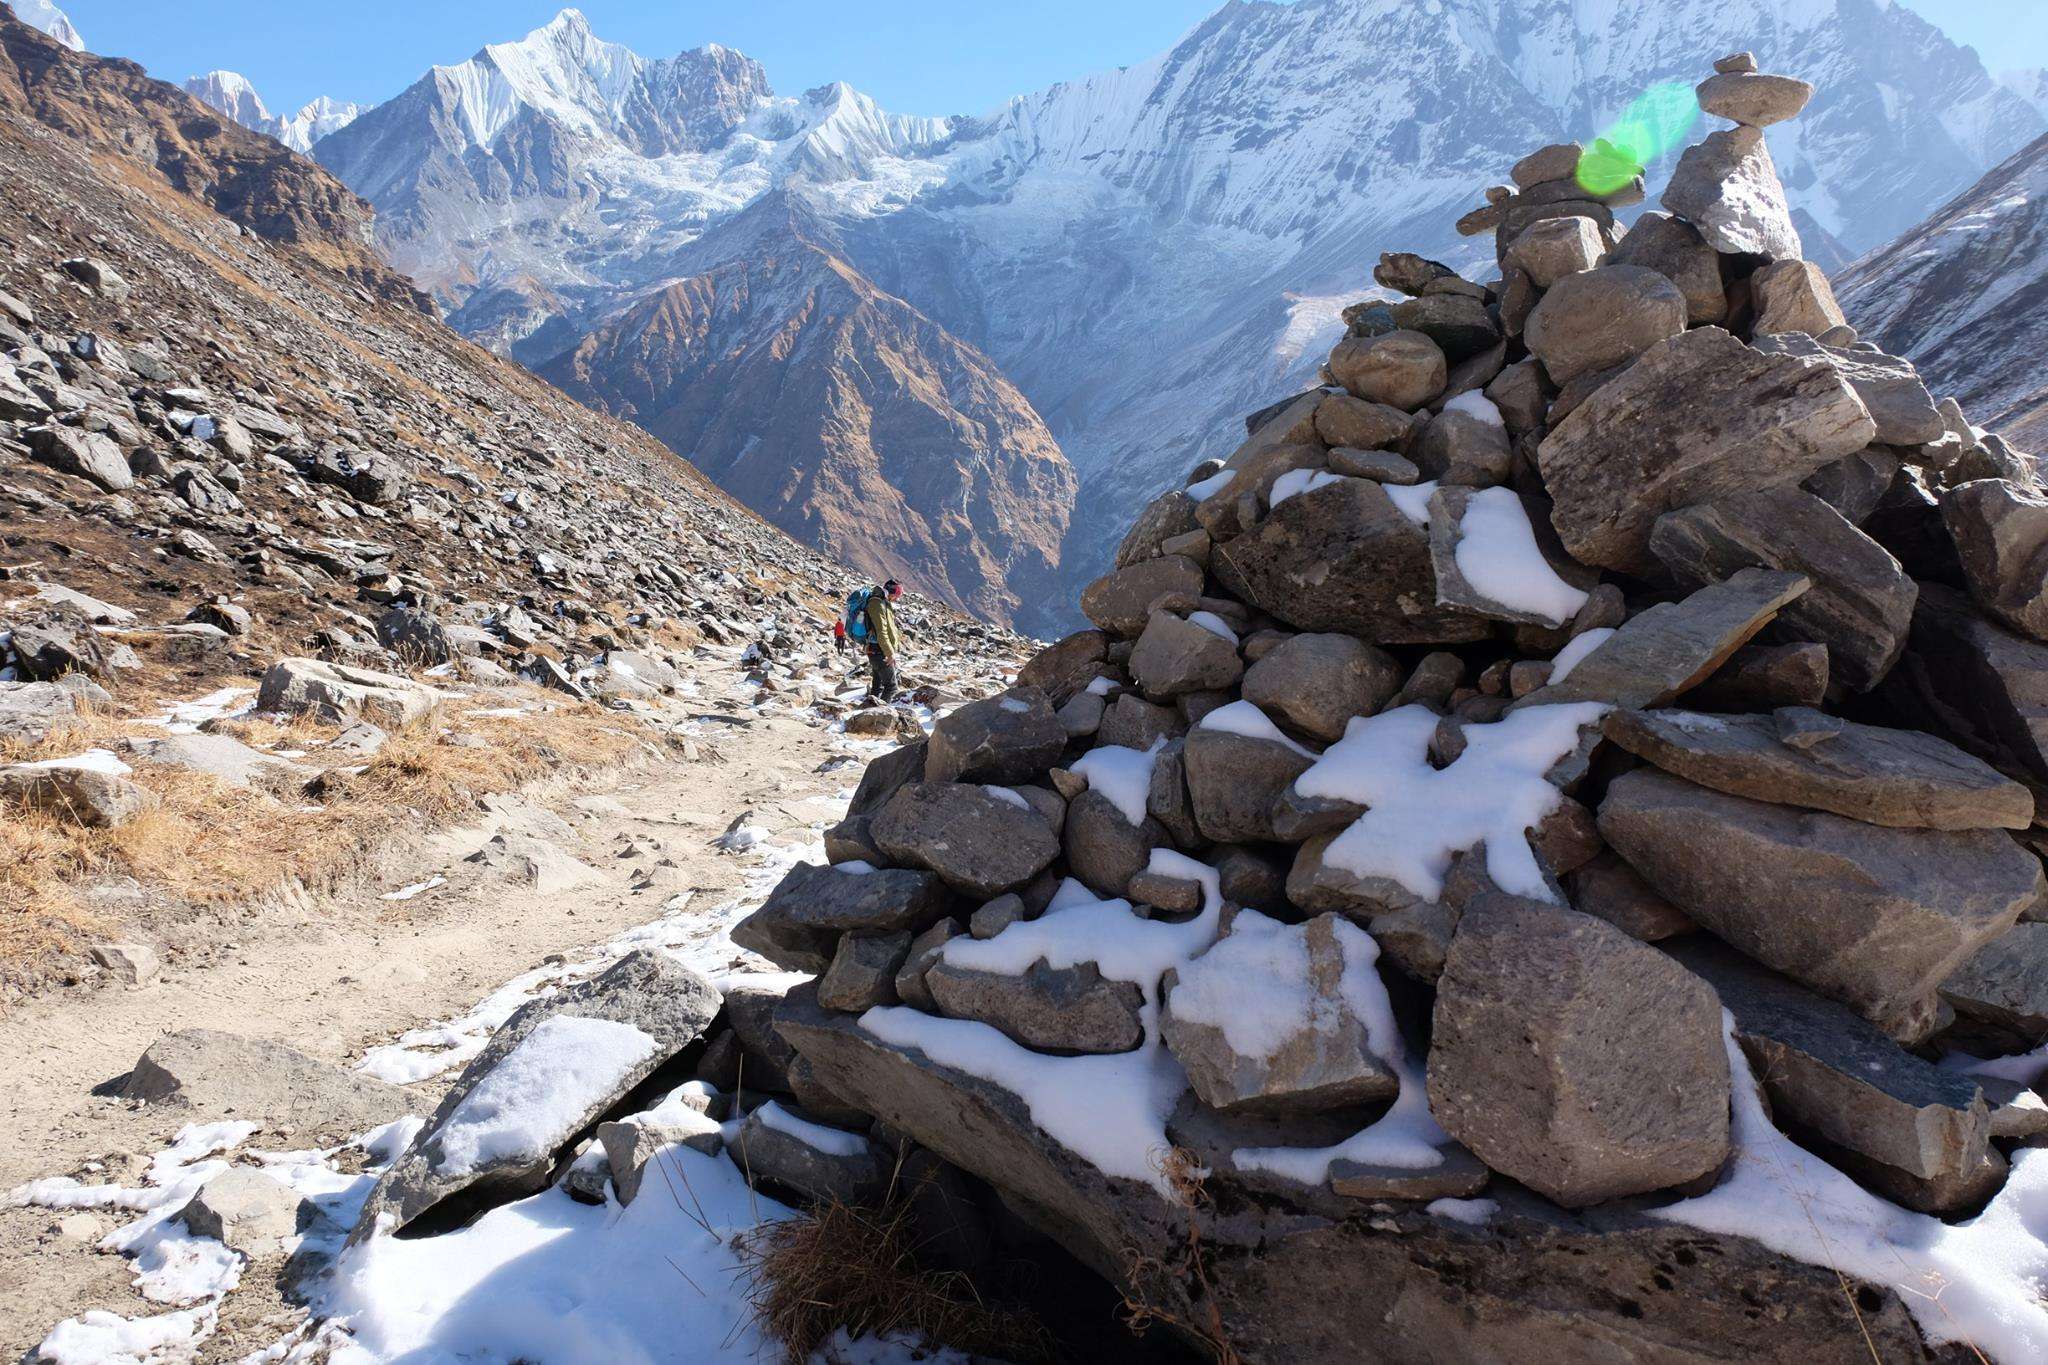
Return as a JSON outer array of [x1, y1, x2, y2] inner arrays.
[[1576, 80, 1701, 195]]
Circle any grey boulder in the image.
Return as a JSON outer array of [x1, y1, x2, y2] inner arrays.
[[1524, 265, 1687, 385], [1161, 913, 1399, 1115], [351, 951, 720, 1239], [1537, 327, 1873, 574], [870, 782, 1060, 898], [1426, 896, 1730, 1208], [924, 686, 1066, 784], [1944, 478, 2048, 643], [1660, 126, 1801, 259], [1649, 486, 1914, 691], [1240, 633, 1401, 743], [1599, 769, 2042, 1041]]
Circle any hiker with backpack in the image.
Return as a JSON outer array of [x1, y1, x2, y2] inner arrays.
[[845, 580, 905, 703]]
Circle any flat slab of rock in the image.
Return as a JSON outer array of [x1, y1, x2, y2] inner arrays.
[[1213, 476, 1491, 644], [1668, 938, 1990, 1183], [1941, 923, 2048, 1043], [871, 782, 1060, 898], [125, 1029, 411, 1139], [1537, 327, 1873, 573], [926, 957, 1144, 1055], [1602, 707, 2032, 831], [257, 657, 435, 728], [1753, 332, 1944, 447], [1161, 912, 1399, 1115], [732, 1101, 888, 1205], [122, 732, 318, 793], [924, 687, 1066, 784], [1599, 769, 2042, 1041], [1650, 486, 1915, 692], [1427, 895, 1730, 1208], [1523, 568, 1809, 709], [352, 951, 720, 1240], [733, 861, 948, 973], [774, 988, 1937, 1363]]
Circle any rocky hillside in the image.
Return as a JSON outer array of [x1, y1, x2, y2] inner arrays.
[[540, 192, 1077, 629], [715, 51, 2048, 1363], [296, 2, 2047, 614], [1838, 129, 2048, 452], [0, 5, 993, 729]]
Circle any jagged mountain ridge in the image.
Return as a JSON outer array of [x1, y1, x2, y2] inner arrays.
[[182, 70, 361, 154], [1838, 128, 2048, 451], [308, 1, 2048, 618]]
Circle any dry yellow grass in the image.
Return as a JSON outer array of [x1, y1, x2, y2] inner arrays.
[[0, 689, 660, 977]]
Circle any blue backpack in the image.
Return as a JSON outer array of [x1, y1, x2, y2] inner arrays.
[[845, 589, 874, 641]]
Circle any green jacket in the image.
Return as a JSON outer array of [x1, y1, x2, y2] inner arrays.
[[863, 591, 903, 657]]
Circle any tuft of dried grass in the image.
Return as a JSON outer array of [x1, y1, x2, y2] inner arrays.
[[0, 689, 658, 973], [734, 1177, 1054, 1365]]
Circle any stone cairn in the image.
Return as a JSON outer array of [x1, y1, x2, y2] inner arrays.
[[733, 53, 2048, 1361]]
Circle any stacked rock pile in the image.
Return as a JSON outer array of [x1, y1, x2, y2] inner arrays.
[[733, 54, 2048, 1362]]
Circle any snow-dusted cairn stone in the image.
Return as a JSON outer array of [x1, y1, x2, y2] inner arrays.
[[746, 56, 2048, 1363]]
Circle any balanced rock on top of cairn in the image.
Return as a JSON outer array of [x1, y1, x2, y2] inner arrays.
[[734, 50, 2048, 1365]]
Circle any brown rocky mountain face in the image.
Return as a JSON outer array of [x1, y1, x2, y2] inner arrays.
[[540, 194, 1077, 632], [0, 5, 424, 310]]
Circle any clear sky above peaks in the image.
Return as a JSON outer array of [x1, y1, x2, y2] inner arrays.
[[51, 0, 2048, 122]]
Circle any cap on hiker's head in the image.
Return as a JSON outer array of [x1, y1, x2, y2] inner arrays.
[[886, 580, 902, 598]]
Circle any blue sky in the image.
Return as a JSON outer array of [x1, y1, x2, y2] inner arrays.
[[49, 0, 2048, 120], [53, 1, 1228, 117]]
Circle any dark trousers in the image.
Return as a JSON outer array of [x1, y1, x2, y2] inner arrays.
[[866, 645, 897, 701]]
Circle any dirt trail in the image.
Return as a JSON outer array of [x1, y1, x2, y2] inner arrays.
[[0, 695, 863, 1359]]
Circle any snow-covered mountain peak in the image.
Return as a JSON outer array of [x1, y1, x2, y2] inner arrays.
[[184, 70, 273, 128], [180, 70, 361, 154], [13, 0, 81, 51]]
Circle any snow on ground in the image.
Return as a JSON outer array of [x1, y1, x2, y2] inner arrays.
[[14, 682, 933, 1363], [317, 1148, 789, 1364], [18, 747, 132, 776], [1656, 1016, 2048, 1361], [136, 686, 256, 734]]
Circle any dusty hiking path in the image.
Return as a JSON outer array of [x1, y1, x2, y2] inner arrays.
[[0, 693, 864, 1359]]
